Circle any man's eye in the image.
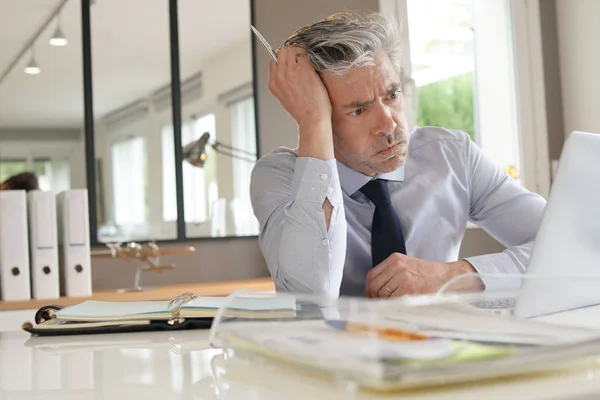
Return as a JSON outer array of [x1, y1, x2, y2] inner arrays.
[[350, 108, 365, 116], [389, 90, 402, 100]]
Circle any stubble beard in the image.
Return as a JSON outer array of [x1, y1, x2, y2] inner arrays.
[[333, 129, 408, 176]]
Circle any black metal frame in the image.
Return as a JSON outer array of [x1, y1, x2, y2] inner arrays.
[[169, 0, 186, 240], [250, 0, 262, 160], [81, 0, 97, 244], [81, 0, 260, 246]]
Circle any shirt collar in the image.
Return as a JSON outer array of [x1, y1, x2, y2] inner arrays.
[[337, 160, 405, 196]]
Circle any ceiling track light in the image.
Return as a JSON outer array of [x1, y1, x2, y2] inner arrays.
[[49, 13, 68, 46], [0, 0, 69, 84], [24, 47, 41, 75]]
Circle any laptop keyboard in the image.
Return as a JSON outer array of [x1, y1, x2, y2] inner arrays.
[[470, 297, 517, 310]]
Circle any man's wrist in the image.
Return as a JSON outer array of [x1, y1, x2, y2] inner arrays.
[[297, 119, 334, 160], [442, 260, 483, 293], [450, 259, 477, 276]]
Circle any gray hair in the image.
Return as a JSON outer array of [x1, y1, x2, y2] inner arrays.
[[283, 11, 402, 76]]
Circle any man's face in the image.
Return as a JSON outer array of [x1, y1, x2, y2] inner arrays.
[[321, 54, 409, 176]]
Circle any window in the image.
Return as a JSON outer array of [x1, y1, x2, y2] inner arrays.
[[31, 159, 53, 191], [0, 160, 27, 184], [161, 127, 177, 222], [407, 0, 475, 139], [386, 0, 523, 182], [0, 157, 69, 193], [230, 97, 259, 235], [111, 137, 146, 227], [162, 114, 217, 225], [184, 114, 216, 224]]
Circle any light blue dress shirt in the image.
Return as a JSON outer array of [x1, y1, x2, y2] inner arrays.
[[250, 127, 547, 297]]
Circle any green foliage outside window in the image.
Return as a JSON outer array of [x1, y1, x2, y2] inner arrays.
[[416, 72, 476, 141]]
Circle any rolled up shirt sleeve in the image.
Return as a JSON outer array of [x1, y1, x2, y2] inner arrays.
[[250, 150, 346, 298]]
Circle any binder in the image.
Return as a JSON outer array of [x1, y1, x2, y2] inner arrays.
[[0, 190, 32, 301], [28, 190, 60, 299], [56, 190, 92, 297]]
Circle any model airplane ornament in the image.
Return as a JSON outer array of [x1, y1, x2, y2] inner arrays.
[[91, 241, 196, 292]]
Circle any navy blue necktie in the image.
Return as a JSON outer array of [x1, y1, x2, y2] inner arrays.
[[360, 179, 407, 267]]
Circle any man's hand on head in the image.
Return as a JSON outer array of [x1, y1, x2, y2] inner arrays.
[[268, 45, 335, 161], [268, 45, 332, 128], [365, 253, 482, 298]]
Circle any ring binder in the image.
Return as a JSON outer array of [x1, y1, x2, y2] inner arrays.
[[168, 291, 198, 316]]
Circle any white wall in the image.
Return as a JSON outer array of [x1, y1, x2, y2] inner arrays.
[[95, 39, 253, 240], [556, 0, 600, 138]]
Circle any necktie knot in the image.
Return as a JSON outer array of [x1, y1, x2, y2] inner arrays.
[[360, 179, 391, 207]]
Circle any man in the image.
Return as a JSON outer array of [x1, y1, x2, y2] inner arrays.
[[0, 171, 39, 191], [250, 12, 546, 299]]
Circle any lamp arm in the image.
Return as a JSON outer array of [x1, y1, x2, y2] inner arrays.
[[212, 140, 257, 157], [211, 145, 257, 163]]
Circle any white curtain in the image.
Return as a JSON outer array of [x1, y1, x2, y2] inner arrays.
[[111, 137, 146, 226], [161, 126, 177, 222], [230, 97, 259, 235]]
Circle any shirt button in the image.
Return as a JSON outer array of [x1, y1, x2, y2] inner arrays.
[[327, 187, 333, 194], [322, 238, 328, 245], [320, 173, 328, 180]]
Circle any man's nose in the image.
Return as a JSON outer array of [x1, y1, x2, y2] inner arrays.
[[374, 102, 396, 136]]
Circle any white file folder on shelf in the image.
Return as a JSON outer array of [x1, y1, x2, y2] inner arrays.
[[0, 191, 32, 301], [28, 190, 60, 300], [57, 190, 92, 297]]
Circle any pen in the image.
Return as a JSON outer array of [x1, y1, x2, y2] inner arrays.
[[325, 320, 429, 341], [251, 25, 278, 63]]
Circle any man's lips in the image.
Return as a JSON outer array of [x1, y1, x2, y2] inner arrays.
[[377, 143, 401, 155]]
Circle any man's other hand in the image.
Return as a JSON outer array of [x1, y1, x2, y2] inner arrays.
[[365, 253, 480, 298]]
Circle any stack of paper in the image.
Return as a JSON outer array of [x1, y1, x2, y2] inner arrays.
[[364, 302, 600, 346], [212, 301, 600, 391]]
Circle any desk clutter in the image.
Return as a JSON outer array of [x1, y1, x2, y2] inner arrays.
[[0, 189, 92, 301], [208, 293, 600, 392], [19, 289, 600, 393]]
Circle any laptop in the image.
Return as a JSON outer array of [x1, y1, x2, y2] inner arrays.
[[513, 131, 600, 318], [399, 131, 600, 317]]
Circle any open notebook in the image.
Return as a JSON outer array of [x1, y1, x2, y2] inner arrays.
[[23, 293, 297, 336], [52, 295, 297, 322]]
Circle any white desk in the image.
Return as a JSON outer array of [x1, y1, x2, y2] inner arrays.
[[4, 306, 600, 399]]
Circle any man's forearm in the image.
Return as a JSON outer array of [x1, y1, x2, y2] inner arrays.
[[297, 119, 335, 229]]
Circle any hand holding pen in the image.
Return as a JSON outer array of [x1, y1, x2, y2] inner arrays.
[[250, 25, 332, 131], [251, 26, 278, 62]]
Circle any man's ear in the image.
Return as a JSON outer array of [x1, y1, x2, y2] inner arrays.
[[0, 183, 7, 190]]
